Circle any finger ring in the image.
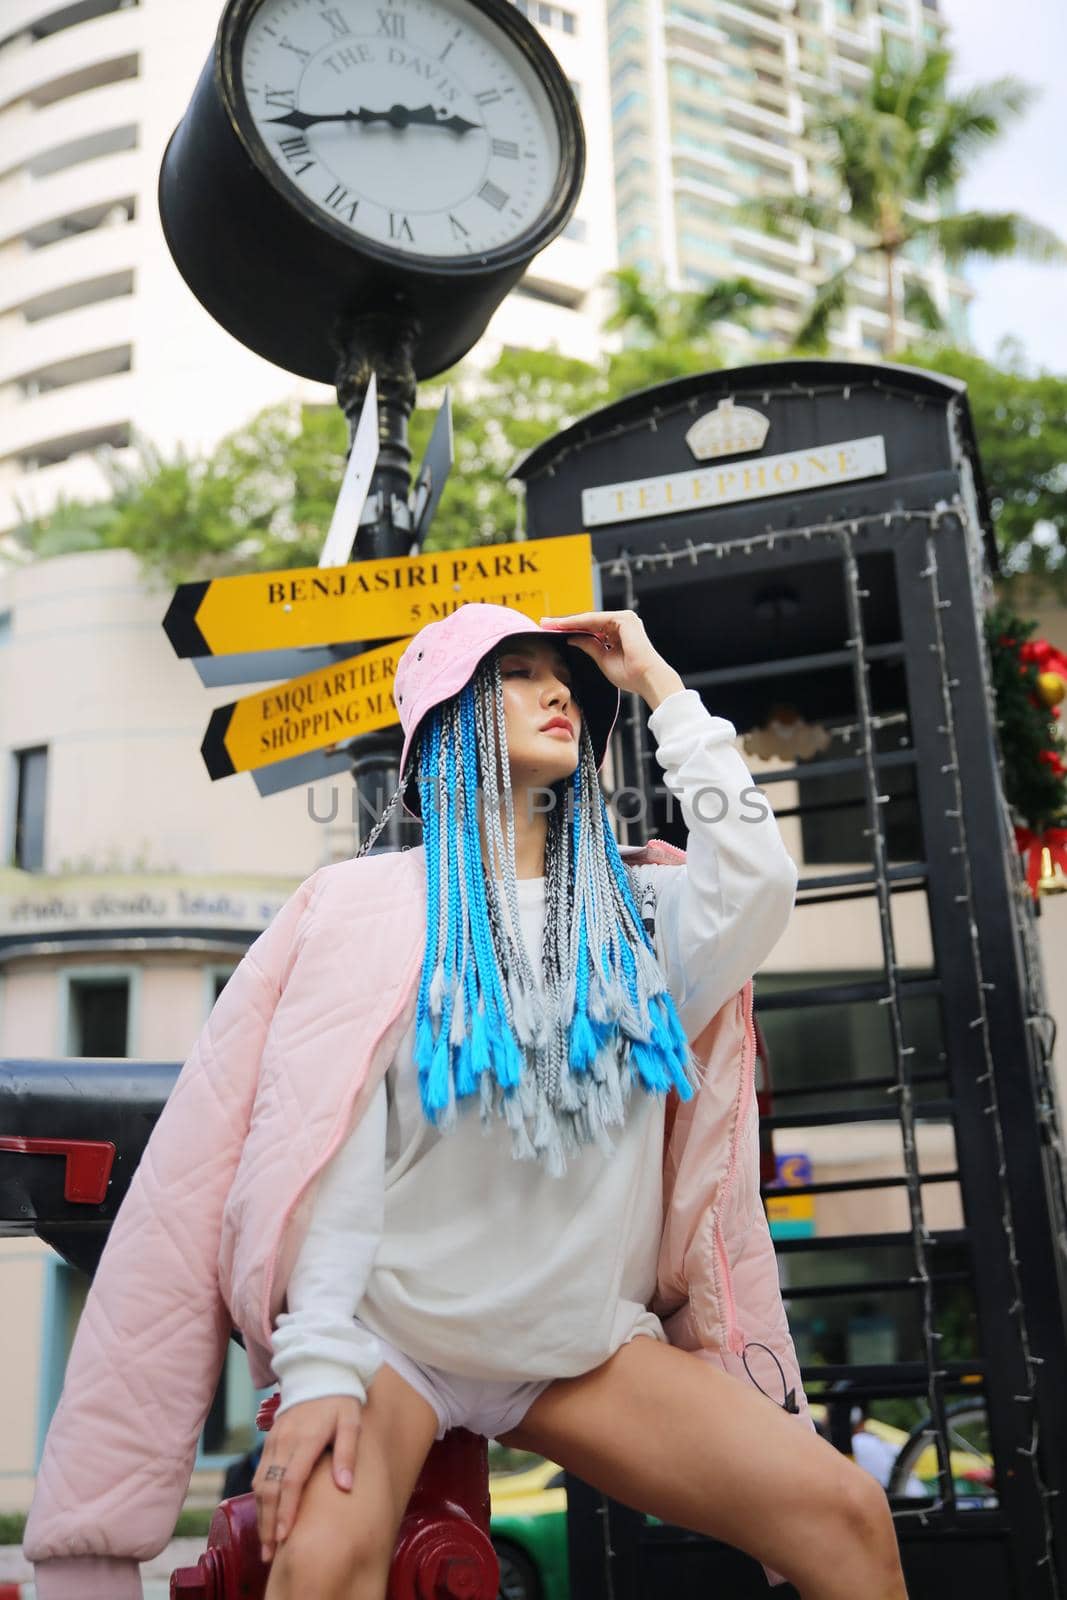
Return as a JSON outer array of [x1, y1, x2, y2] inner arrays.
[[265, 1465, 286, 1481]]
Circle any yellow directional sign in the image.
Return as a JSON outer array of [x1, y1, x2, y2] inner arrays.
[[166, 533, 595, 659], [201, 637, 411, 779]]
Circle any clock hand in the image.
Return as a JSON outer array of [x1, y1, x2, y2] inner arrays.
[[399, 102, 481, 134], [265, 104, 480, 134]]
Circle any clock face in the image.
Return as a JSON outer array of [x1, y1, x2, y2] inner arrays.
[[237, 0, 565, 261]]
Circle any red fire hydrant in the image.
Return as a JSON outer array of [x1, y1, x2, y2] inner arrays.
[[171, 1393, 498, 1599]]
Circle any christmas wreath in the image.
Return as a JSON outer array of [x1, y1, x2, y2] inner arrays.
[[983, 600, 1067, 900]]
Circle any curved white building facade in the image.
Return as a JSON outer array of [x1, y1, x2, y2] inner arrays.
[[0, 0, 618, 536]]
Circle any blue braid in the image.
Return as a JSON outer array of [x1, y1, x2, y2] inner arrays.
[[566, 760, 598, 1072], [412, 663, 697, 1158], [458, 685, 522, 1091], [422, 724, 460, 1118]]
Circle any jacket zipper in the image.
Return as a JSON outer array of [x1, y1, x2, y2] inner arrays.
[[712, 980, 757, 1357], [259, 939, 425, 1349]]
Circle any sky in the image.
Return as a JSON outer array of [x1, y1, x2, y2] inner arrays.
[[937, 0, 1067, 373]]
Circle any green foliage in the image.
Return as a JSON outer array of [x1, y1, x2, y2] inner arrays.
[[603, 265, 771, 349], [0, 1510, 25, 1544], [9, 406, 352, 588], [14, 268, 1067, 590], [905, 341, 1067, 586], [414, 346, 604, 553], [172, 1507, 216, 1537], [16, 267, 772, 574], [402, 275, 765, 555]]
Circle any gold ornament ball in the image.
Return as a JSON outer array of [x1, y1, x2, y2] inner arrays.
[[1036, 671, 1065, 709]]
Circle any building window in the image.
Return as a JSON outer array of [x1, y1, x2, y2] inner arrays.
[[616, 155, 651, 185], [14, 747, 47, 872], [207, 965, 238, 1007], [619, 223, 654, 251], [514, 0, 577, 30], [612, 89, 647, 118], [612, 24, 644, 47], [25, 1, 140, 44], [66, 973, 131, 1056]]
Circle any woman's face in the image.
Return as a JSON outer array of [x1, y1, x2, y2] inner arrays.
[[494, 637, 583, 790]]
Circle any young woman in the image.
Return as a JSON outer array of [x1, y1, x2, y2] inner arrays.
[[24, 603, 907, 1600]]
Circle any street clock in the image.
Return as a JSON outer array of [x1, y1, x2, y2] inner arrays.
[[159, 0, 585, 380]]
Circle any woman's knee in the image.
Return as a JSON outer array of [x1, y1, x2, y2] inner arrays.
[[267, 1515, 391, 1600], [831, 1460, 902, 1569]]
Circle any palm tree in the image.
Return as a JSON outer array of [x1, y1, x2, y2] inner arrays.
[[603, 265, 772, 349], [747, 43, 1064, 356]]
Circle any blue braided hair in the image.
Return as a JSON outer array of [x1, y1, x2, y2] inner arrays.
[[401, 648, 700, 1178]]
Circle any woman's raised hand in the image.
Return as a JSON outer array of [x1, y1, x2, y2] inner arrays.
[[540, 610, 684, 708], [253, 1394, 364, 1564]]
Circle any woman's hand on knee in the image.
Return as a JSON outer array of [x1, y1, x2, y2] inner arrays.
[[253, 1394, 365, 1564]]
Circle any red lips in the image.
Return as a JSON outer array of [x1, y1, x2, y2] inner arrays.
[[540, 717, 574, 736]]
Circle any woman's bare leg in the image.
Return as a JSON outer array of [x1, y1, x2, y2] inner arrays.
[[498, 1338, 907, 1600], [265, 1364, 440, 1600]]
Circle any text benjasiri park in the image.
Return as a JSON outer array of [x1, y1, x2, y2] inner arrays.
[[266, 547, 543, 604]]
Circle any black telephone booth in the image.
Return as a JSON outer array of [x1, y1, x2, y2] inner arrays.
[[515, 360, 1067, 1599]]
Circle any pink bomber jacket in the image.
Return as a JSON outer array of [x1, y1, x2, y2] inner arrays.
[[24, 839, 813, 1598]]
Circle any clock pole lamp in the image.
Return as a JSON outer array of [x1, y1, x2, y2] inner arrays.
[[158, 0, 584, 554], [158, 0, 584, 844]]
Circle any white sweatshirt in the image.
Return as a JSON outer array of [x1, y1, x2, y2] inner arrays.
[[271, 689, 799, 1413]]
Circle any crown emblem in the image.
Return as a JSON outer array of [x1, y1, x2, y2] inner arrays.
[[685, 397, 770, 461]]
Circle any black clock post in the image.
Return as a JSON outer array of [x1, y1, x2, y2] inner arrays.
[[158, 0, 584, 849], [332, 309, 422, 848], [333, 311, 418, 558]]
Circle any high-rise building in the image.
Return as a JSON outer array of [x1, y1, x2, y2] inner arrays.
[[0, 0, 972, 539], [608, 0, 972, 357], [0, 0, 617, 536]]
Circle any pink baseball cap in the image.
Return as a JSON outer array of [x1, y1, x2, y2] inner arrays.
[[393, 603, 620, 819]]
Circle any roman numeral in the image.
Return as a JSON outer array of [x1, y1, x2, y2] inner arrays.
[[389, 212, 414, 241], [377, 9, 405, 37], [264, 85, 296, 109], [491, 138, 519, 159], [320, 6, 349, 36], [279, 134, 315, 175], [279, 35, 310, 59], [449, 212, 470, 238], [474, 87, 502, 106], [478, 180, 508, 210], [324, 183, 359, 222]]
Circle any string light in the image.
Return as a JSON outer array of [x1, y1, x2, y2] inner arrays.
[[592, 505, 959, 578], [521, 379, 957, 484], [922, 533, 1066, 1587]]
